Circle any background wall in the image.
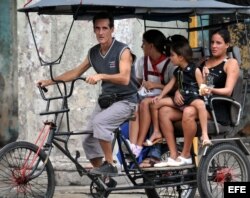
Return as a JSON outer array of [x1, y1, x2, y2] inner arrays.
[[0, 0, 18, 147]]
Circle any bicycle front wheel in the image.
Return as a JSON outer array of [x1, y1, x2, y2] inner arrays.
[[0, 141, 55, 198]]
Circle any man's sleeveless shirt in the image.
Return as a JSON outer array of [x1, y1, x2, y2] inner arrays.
[[88, 39, 138, 102]]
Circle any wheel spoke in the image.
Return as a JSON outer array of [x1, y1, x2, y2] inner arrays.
[[198, 143, 250, 198], [0, 142, 54, 198]]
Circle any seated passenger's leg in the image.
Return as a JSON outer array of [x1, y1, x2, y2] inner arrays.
[[129, 109, 139, 145], [145, 97, 176, 146], [159, 106, 181, 160], [161, 107, 197, 167], [128, 108, 140, 155], [190, 99, 211, 146], [181, 106, 197, 158], [137, 98, 153, 146], [154, 106, 182, 167]]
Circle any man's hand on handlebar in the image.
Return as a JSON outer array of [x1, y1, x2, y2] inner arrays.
[[36, 79, 53, 88], [36, 79, 53, 92], [86, 74, 102, 85]]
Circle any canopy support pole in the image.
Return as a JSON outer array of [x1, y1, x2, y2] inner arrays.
[[25, 1, 83, 67], [26, 12, 76, 66]]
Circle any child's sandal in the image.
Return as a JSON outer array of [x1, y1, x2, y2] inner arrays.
[[202, 139, 212, 147]]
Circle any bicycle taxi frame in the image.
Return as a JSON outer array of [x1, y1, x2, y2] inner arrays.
[[1, 0, 250, 198]]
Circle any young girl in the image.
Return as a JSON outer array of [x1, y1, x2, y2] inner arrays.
[[150, 39, 211, 158]]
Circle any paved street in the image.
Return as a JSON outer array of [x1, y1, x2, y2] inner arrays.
[[54, 185, 201, 198], [53, 173, 200, 198], [54, 185, 148, 198]]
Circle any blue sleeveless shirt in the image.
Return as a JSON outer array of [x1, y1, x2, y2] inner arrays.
[[88, 38, 138, 103]]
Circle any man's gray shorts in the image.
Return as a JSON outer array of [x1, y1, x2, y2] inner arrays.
[[82, 100, 136, 160]]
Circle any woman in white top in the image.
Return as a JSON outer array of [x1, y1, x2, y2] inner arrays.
[[127, 30, 178, 161]]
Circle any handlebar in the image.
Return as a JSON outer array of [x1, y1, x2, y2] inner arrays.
[[38, 77, 86, 101], [41, 86, 48, 93], [37, 77, 86, 115]]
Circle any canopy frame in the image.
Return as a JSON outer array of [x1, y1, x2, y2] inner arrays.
[[20, 0, 250, 69]]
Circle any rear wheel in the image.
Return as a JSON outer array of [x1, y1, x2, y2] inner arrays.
[[197, 142, 250, 198], [0, 141, 55, 198], [144, 146, 197, 198]]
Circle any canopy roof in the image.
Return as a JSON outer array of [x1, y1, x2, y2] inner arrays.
[[18, 0, 250, 20], [217, 0, 250, 6]]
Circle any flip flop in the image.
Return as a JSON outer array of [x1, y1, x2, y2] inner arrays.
[[139, 158, 160, 168], [143, 138, 163, 146], [202, 139, 213, 147]]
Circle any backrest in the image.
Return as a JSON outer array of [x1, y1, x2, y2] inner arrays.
[[191, 47, 211, 67], [229, 46, 243, 126], [230, 70, 243, 126], [192, 47, 205, 66], [192, 47, 204, 63], [227, 46, 242, 66]]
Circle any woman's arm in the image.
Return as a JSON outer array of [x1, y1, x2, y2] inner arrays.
[[210, 58, 239, 96], [195, 67, 205, 86]]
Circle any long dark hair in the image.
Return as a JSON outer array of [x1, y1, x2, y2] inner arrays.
[[143, 29, 170, 56], [169, 35, 193, 63]]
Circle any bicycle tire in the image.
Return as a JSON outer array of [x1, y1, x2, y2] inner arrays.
[[197, 142, 250, 198], [144, 146, 197, 198], [0, 141, 55, 198]]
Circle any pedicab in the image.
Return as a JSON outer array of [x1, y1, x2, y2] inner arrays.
[[0, 0, 250, 197]]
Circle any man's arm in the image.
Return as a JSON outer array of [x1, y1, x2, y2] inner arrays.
[[86, 48, 133, 85], [37, 57, 90, 87]]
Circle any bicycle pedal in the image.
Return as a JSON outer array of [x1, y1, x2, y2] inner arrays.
[[75, 150, 80, 160], [74, 151, 83, 176], [43, 144, 51, 150], [76, 164, 84, 177], [104, 177, 117, 188]]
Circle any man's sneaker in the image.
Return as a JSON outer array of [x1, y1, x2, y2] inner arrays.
[[90, 161, 118, 176]]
